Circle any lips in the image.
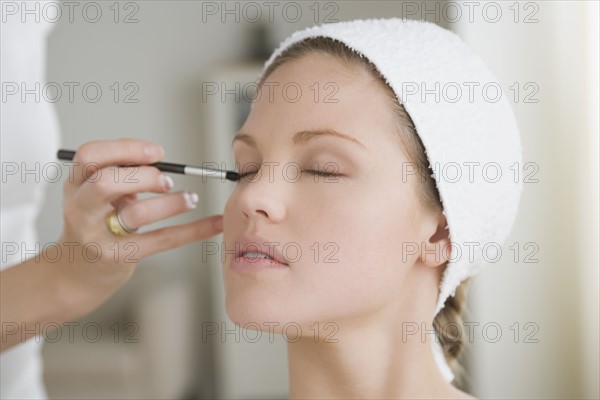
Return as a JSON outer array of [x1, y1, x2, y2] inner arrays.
[[234, 234, 289, 266]]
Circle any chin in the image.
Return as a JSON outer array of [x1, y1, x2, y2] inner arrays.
[[225, 291, 352, 344]]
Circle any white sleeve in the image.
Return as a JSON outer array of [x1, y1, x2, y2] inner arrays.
[[0, 3, 61, 399]]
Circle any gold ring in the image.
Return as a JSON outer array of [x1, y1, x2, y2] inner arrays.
[[106, 208, 137, 237]]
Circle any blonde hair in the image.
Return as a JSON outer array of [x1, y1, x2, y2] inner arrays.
[[259, 36, 473, 388]]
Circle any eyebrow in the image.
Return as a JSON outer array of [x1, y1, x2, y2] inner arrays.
[[231, 129, 368, 152]]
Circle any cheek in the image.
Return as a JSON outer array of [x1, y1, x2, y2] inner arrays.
[[289, 186, 419, 321]]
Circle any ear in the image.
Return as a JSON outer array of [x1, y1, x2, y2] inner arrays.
[[420, 212, 451, 268]]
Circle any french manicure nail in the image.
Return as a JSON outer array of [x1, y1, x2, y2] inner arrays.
[[161, 174, 174, 191], [145, 144, 164, 158], [184, 191, 199, 209]]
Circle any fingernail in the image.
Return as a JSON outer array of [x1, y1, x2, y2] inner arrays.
[[184, 191, 199, 209], [161, 174, 174, 191], [145, 144, 164, 159], [214, 216, 223, 231]]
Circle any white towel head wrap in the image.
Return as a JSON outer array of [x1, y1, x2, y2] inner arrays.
[[258, 18, 523, 382]]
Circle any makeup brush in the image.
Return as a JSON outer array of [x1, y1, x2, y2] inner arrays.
[[56, 149, 240, 182]]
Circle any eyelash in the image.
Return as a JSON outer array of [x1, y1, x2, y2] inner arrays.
[[236, 169, 341, 181]]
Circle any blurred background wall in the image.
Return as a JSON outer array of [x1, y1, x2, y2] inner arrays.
[[16, 0, 597, 398]]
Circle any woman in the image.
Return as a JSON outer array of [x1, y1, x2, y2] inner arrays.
[[223, 19, 522, 399]]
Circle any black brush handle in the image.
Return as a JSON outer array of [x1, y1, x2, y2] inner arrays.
[[56, 148, 240, 182]]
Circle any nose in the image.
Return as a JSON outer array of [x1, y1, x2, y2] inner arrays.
[[235, 164, 287, 223]]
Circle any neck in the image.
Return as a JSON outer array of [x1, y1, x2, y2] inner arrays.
[[287, 307, 457, 399]]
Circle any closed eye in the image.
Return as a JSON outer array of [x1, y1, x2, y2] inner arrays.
[[306, 169, 340, 178], [236, 169, 342, 182]]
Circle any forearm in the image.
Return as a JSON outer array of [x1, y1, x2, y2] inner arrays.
[[0, 244, 84, 352]]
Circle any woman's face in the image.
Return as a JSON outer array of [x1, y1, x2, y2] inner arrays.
[[223, 52, 441, 332]]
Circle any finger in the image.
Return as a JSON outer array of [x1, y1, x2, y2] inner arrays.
[[111, 193, 138, 210], [76, 166, 174, 210], [69, 138, 164, 186], [135, 214, 224, 259], [117, 191, 199, 231]]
